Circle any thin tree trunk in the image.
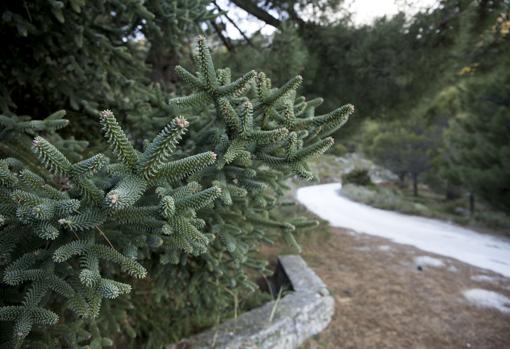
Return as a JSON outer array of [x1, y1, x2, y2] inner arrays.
[[469, 192, 475, 215], [148, 47, 179, 88], [445, 180, 455, 200], [398, 173, 406, 189], [412, 173, 418, 197]]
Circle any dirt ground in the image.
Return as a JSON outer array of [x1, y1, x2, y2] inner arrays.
[[268, 225, 510, 349]]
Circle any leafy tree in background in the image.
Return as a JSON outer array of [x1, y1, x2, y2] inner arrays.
[[357, 0, 509, 210], [362, 122, 408, 185], [419, 85, 464, 200], [364, 117, 433, 196]]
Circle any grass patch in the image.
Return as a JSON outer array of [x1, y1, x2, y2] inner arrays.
[[340, 183, 510, 236]]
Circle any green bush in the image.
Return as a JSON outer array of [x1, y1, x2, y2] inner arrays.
[[473, 211, 510, 231], [341, 168, 372, 186], [0, 38, 353, 347], [340, 184, 409, 213], [329, 143, 348, 157]]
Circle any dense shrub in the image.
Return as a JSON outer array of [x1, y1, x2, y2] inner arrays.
[[329, 143, 348, 157], [340, 184, 430, 216], [341, 168, 372, 186]]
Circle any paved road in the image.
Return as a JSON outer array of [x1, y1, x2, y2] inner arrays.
[[296, 183, 510, 277]]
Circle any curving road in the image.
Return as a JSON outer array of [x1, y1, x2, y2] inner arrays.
[[296, 183, 510, 277]]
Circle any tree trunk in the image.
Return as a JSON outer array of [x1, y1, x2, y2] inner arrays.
[[412, 173, 418, 197], [398, 173, 406, 189], [148, 46, 180, 89], [469, 192, 475, 215], [445, 180, 458, 200]]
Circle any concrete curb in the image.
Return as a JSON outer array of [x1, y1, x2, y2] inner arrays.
[[168, 255, 334, 349]]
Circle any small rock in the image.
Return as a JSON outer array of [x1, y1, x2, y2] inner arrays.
[[414, 256, 444, 270], [342, 288, 353, 297]]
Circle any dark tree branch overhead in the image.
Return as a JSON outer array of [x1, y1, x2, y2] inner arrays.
[[230, 0, 282, 28], [210, 19, 235, 52], [213, 0, 254, 46], [286, 4, 306, 27]]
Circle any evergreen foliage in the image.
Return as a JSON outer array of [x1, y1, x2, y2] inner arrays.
[[0, 0, 212, 130], [404, 1, 510, 208], [442, 3, 510, 212], [342, 168, 372, 187], [0, 37, 353, 347], [446, 62, 510, 212]]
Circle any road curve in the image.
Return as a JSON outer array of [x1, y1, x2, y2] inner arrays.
[[296, 183, 510, 277]]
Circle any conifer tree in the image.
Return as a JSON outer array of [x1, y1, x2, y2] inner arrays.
[[443, 5, 510, 212], [446, 72, 510, 212], [0, 38, 353, 347], [0, 0, 212, 123]]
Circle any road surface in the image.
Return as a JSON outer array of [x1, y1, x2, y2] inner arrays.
[[296, 183, 510, 277]]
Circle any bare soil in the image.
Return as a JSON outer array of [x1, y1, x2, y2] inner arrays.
[[266, 225, 510, 349]]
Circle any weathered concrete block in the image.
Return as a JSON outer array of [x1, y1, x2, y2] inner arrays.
[[167, 255, 334, 349], [278, 255, 329, 295]]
